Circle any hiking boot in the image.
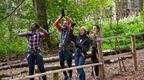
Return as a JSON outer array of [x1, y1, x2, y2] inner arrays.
[[96, 76, 100, 80], [68, 77, 72, 80], [64, 76, 69, 80]]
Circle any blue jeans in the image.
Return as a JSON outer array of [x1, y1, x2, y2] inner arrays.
[[75, 53, 86, 80], [59, 49, 73, 78], [26, 49, 47, 80]]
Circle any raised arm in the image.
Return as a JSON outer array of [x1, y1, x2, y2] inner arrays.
[[39, 27, 49, 37], [18, 32, 31, 37], [54, 16, 62, 32]]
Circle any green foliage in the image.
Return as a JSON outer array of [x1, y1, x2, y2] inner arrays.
[[0, 0, 144, 57], [0, 21, 27, 56], [102, 15, 144, 49]]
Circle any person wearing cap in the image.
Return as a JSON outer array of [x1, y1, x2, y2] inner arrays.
[[54, 15, 75, 80], [90, 25, 100, 78], [71, 27, 91, 80], [18, 23, 48, 80]]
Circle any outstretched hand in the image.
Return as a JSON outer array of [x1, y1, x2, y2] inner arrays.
[[72, 23, 76, 28]]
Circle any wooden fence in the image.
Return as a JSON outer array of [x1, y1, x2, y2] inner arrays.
[[10, 32, 141, 80]]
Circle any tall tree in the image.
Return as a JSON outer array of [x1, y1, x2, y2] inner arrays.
[[139, 0, 143, 11], [33, 0, 51, 49]]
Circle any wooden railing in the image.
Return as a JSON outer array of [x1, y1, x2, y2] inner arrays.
[[10, 32, 142, 80], [10, 63, 103, 80]]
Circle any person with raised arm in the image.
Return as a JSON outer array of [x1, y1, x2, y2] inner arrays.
[[54, 9, 75, 80], [18, 22, 48, 80]]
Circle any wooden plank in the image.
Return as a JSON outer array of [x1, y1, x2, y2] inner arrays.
[[0, 50, 132, 71], [0, 55, 132, 76], [131, 35, 138, 71], [3, 32, 144, 70], [53, 73, 59, 80], [97, 35, 105, 80], [10, 63, 102, 80], [0, 55, 132, 79], [97, 32, 144, 41]]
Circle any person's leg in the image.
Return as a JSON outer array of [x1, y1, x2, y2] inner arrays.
[[78, 56, 85, 80], [27, 51, 35, 80], [59, 50, 68, 79], [74, 52, 79, 79], [66, 52, 73, 78], [74, 53, 79, 66], [91, 54, 95, 76], [95, 65, 99, 76], [92, 48, 99, 76], [95, 55, 99, 76], [35, 51, 47, 80]]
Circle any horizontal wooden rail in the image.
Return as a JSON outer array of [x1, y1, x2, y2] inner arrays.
[[10, 63, 102, 80], [9, 32, 142, 80], [97, 32, 144, 41]]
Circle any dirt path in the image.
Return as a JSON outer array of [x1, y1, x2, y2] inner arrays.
[[104, 49, 144, 80], [0, 49, 144, 80]]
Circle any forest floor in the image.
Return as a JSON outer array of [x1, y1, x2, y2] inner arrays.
[[0, 49, 144, 80]]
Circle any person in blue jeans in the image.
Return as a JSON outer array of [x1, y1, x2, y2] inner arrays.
[[18, 23, 48, 80], [54, 15, 75, 80], [71, 27, 91, 80]]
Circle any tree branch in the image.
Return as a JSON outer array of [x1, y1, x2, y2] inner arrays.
[[0, 0, 25, 22]]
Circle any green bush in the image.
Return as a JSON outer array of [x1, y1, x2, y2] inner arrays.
[[1, 12, 144, 57]]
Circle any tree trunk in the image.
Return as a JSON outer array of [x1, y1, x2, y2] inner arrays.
[[139, 0, 143, 11], [4, 0, 13, 40], [33, 0, 51, 50]]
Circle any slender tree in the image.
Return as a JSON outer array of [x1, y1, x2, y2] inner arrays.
[[139, 0, 143, 11], [33, 0, 51, 49]]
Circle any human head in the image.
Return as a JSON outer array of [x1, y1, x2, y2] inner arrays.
[[63, 19, 69, 27], [92, 25, 100, 33], [30, 22, 40, 31], [80, 27, 87, 36]]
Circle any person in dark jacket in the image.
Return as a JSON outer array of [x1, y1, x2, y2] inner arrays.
[[71, 27, 91, 80], [90, 25, 100, 78]]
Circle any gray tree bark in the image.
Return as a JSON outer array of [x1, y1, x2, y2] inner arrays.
[[139, 0, 143, 11], [33, 0, 51, 49]]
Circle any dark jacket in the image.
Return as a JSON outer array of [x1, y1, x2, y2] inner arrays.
[[59, 26, 75, 51], [71, 33, 91, 56]]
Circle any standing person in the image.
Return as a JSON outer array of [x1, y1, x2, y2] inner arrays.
[[72, 27, 91, 80], [18, 23, 48, 80], [90, 25, 100, 78], [54, 15, 74, 80]]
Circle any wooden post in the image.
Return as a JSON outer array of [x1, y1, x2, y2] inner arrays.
[[53, 73, 59, 80], [118, 57, 122, 72], [11, 63, 102, 80], [97, 37, 105, 80], [131, 35, 138, 71]]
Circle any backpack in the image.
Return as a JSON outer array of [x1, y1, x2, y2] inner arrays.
[[59, 27, 74, 51]]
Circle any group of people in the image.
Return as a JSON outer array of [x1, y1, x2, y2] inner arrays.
[[19, 15, 101, 80], [54, 15, 100, 80]]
